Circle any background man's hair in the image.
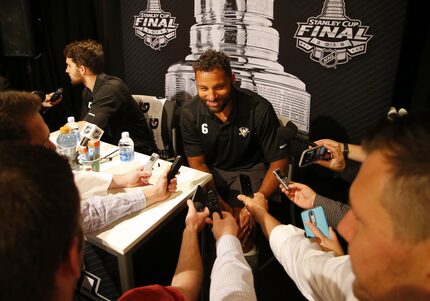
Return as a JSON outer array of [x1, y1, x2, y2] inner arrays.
[[192, 49, 232, 76], [0, 144, 81, 300], [0, 91, 41, 122], [362, 113, 430, 241], [64, 39, 104, 74]]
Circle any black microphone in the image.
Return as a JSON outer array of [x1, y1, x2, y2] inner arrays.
[[50, 87, 63, 103], [277, 121, 317, 148], [80, 122, 104, 146]]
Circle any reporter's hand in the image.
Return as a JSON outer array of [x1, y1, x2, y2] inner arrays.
[[237, 192, 268, 217], [313, 139, 345, 172], [207, 211, 237, 241], [112, 163, 151, 188], [144, 166, 177, 205], [307, 221, 344, 256], [186, 199, 210, 233], [42, 92, 62, 108], [235, 207, 255, 251], [280, 182, 316, 209]]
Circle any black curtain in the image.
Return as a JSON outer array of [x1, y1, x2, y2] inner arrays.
[[0, 0, 124, 131]]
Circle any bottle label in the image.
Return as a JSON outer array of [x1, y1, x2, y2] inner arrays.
[[120, 149, 134, 162]]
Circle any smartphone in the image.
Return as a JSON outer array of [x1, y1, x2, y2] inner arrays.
[[167, 155, 182, 182], [273, 168, 291, 190], [300, 206, 330, 238], [239, 174, 254, 197], [50, 87, 63, 103], [144, 153, 160, 171], [298, 145, 331, 167], [206, 189, 222, 218], [192, 185, 206, 212]]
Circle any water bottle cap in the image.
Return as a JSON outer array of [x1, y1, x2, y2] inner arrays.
[[59, 126, 71, 134], [67, 116, 75, 123], [121, 131, 130, 138]]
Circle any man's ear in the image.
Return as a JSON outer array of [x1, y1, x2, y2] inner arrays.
[[56, 236, 83, 285], [231, 73, 236, 83]]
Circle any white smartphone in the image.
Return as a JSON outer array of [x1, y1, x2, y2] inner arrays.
[[144, 153, 160, 171], [298, 145, 331, 167]]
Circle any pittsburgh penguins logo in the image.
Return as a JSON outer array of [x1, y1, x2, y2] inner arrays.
[[238, 127, 250, 138]]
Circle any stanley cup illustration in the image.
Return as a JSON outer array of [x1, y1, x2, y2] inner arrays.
[[147, 0, 161, 12], [312, 0, 348, 63], [319, 0, 347, 20], [165, 0, 311, 132]]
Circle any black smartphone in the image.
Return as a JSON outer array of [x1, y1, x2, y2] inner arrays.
[[206, 189, 222, 218], [167, 155, 182, 181], [239, 174, 254, 197], [298, 145, 331, 167], [144, 153, 160, 171], [273, 168, 291, 190], [192, 185, 206, 212]]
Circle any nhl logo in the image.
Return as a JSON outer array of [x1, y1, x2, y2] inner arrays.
[[133, 0, 178, 51]]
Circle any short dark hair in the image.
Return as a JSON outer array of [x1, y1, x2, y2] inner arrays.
[[0, 144, 81, 300], [0, 115, 29, 143], [0, 90, 41, 121], [64, 39, 104, 74], [192, 49, 232, 76], [362, 114, 430, 241]]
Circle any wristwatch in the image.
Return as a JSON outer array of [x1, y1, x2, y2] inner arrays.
[[343, 143, 349, 160]]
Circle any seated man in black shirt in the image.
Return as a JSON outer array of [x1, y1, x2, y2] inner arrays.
[[64, 39, 157, 155], [180, 49, 289, 255]]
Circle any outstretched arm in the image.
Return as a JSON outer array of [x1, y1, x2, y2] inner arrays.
[[171, 200, 209, 301]]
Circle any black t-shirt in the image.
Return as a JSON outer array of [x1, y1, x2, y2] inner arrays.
[[180, 86, 287, 170], [81, 73, 158, 155]]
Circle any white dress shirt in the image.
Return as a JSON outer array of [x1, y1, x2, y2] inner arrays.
[[270, 224, 357, 301], [210, 235, 257, 301]]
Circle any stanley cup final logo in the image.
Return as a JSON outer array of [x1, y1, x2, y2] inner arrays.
[[133, 0, 178, 51], [294, 0, 372, 68]]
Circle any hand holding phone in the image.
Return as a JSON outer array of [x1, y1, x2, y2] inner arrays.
[[144, 153, 160, 171], [167, 155, 182, 182], [273, 168, 291, 190], [206, 189, 222, 218], [239, 174, 254, 197], [301, 206, 330, 238], [298, 145, 331, 167]]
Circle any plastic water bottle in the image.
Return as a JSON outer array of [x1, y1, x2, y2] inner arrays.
[[56, 125, 78, 169], [67, 116, 80, 141], [119, 131, 134, 162]]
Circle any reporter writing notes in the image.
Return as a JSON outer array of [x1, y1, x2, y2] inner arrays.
[[64, 39, 157, 155]]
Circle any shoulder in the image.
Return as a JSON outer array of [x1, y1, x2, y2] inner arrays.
[[235, 86, 273, 110]]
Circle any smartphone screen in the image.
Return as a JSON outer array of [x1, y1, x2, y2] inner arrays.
[[273, 168, 291, 190], [300, 206, 330, 238], [298, 145, 331, 167]]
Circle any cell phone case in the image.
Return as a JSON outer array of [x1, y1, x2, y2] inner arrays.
[[206, 189, 222, 218], [301, 206, 330, 238], [167, 155, 182, 181], [298, 145, 329, 167], [239, 174, 254, 197], [273, 168, 290, 190], [192, 185, 207, 212]]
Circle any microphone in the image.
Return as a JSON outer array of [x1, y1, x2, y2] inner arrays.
[[32, 90, 46, 101], [277, 121, 317, 148], [50, 88, 63, 103], [80, 122, 104, 146]]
